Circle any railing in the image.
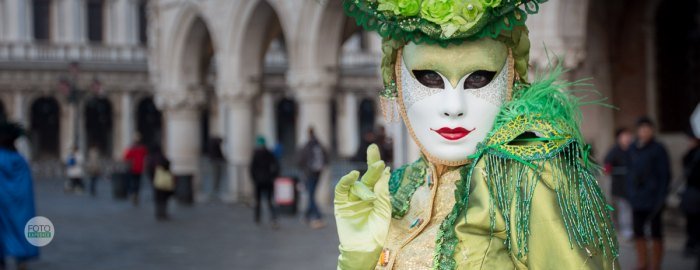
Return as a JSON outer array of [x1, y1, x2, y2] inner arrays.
[[31, 160, 128, 181], [0, 43, 147, 63], [263, 49, 380, 69]]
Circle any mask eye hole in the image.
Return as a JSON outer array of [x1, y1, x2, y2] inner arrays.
[[412, 70, 445, 89], [464, 70, 496, 89]]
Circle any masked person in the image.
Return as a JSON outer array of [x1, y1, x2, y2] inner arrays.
[[334, 1, 619, 269]]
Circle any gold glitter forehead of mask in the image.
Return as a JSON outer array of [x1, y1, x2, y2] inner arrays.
[[402, 38, 508, 88]]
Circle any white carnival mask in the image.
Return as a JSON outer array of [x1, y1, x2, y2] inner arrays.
[[397, 40, 513, 165]]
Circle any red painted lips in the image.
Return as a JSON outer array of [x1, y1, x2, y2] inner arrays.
[[431, 127, 475, 141]]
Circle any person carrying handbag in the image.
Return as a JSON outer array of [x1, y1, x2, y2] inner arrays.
[[146, 145, 173, 221]]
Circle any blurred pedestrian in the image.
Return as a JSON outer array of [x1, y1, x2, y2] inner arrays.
[[0, 121, 39, 269], [207, 137, 226, 200], [604, 127, 634, 240], [64, 146, 85, 194], [297, 127, 328, 229], [146, 145, 173, 221], [86, 146, 102, 197], [682, 127, 700, 257], [250, 136, 280, 228], [375, 126, 393, 164], [627, 117, 671, 270], [354, 130, 375, 163], [123, 136, 148, 206]]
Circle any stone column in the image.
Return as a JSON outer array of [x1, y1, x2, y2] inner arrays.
[[12, 92, 31, 159], [220, 90, 255, 203], [58, 0, 85, 44], [115, 92, 134, 159], [288, 71, 335, 147], [5, 0, 30, 42], [209, 100, 223, 138], [288, 70, 335, 212], [110, 0, 137, 45], [11, 92, 26, 125], [336, 91, 359, 158], [157, 89, 204, 179], [60, 101, 75, 159], [255, 92, 276, 148]]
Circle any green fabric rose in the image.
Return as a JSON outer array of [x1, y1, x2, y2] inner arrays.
[[420, 0, 454, 25], [441, 0, 483, 38], [455, 0, 483, 22], [479, 0, 501, 8], [378, 0, 421, 16]]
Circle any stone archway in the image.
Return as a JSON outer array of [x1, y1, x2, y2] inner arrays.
[[160, 12, 217, 181], [136, 96, 162, 149], [30, 96, 60, 159], [220, 0, 290, 202], [289, 0, 347, 147]]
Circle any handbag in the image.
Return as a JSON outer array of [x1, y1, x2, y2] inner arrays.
[[153, 166, 175, 191]]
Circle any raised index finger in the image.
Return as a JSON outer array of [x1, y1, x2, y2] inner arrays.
[[366, 144, 381, 166]]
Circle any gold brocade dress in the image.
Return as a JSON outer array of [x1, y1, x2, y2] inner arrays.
[[376, 157, 619, 270]]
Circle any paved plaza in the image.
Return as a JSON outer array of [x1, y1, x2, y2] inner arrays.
[[11, 178, 699, 270]]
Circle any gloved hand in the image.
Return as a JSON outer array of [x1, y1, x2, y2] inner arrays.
[[335, 144, 392, 270]]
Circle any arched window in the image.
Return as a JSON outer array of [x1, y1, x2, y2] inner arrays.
[[30, 97, 60, 159], [136, 97, 162, 148], [33, 0, 51, 41], [86, 0, 104, 42], [85, 97, 113, 156]]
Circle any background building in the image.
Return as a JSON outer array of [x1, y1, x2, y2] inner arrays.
[[1, 0, 698, 205]]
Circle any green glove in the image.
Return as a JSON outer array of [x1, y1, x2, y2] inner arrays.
[[335, 144, 392, 270]]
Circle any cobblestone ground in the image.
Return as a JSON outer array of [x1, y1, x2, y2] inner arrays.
[[10, 178, 699, 270], [24, 178, 339, 270]]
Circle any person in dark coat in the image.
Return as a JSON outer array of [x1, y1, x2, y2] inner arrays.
[[250, 136, 280, 228], [0, 121, 39, 270], [682, 128, 700, 257], [145, 145, 172, 221], [604, 127, 633, 239], [626, 117, 671, 270], [297, 127, 328, 229]]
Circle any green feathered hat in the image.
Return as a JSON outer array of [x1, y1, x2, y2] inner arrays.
[[344, 0, 546, 99]]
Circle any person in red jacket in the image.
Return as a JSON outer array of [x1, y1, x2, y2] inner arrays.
[[123, 136, 148, 205]]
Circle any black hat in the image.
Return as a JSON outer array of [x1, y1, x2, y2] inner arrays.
[[635, 116, 655, 128], [0, 121, 25, 146]]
